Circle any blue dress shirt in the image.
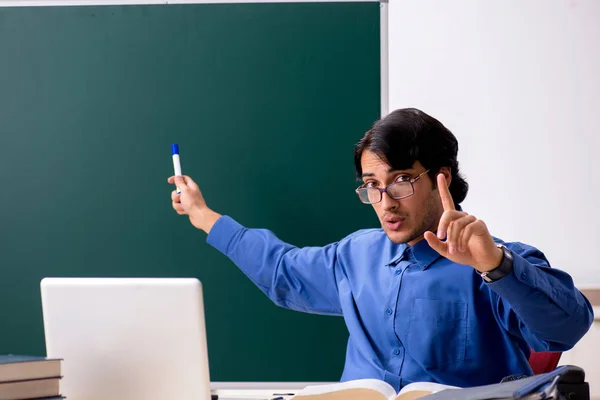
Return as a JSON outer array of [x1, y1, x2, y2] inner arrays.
[[206, 215, 594, 391]]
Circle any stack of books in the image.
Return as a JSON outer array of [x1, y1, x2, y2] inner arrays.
[[0, 355, 63, 400]]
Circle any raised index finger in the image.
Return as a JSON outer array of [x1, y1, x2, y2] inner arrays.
[[437, 173, 455, 211]]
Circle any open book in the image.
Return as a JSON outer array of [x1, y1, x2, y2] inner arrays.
[[290, 379, 460, 400]]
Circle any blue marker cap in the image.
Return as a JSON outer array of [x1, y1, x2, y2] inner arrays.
[[171, 143, 179, 155]]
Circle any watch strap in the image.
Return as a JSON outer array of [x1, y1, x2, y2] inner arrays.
[[478, 244, 514, 283]]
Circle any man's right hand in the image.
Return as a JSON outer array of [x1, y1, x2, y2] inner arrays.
[[167, 175, 221, 234]]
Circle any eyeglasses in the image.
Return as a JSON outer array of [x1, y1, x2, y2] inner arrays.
[[355, 170, 431, 204]]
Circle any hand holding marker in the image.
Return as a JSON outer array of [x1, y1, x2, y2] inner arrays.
[[172, 143, 182, 194], [168, 144, 221, 234]]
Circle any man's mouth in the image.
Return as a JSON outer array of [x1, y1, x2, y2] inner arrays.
[[384, 217, 405, 231]]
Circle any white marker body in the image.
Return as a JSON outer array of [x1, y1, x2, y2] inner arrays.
[[172, 154, 182, 194]]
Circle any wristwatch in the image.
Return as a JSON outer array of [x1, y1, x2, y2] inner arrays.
[[478, 244, 514, 283]]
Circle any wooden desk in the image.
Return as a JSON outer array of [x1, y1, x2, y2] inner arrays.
[[560, 288, 600, 398], [582, 288, 600, 310]]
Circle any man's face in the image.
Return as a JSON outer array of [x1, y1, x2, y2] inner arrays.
[[360, 151, 448, 245]]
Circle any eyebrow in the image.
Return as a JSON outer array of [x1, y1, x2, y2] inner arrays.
[[361, 168, 414, 178]]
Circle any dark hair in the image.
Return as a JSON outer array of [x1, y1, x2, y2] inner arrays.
[[354, 108, 469, 205]]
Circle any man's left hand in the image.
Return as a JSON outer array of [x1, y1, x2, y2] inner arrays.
[[424, 174, 503, 272]]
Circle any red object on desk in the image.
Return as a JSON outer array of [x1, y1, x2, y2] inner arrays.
[[528, 350, 562, 375]]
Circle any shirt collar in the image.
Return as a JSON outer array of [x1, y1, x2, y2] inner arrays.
[[385, 238, 441, 270], [409, 238, 442, 270], [385, 243, 409, 267]]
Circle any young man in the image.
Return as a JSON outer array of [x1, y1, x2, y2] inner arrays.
[[168, 108, 593, 390]]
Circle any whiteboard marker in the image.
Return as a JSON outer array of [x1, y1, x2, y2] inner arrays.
[[172, 143, 182, 194]]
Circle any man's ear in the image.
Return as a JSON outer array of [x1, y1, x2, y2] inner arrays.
[[439, 166, 452, 187]]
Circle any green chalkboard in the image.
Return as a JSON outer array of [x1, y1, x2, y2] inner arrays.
[[0, 2, 380, 381]]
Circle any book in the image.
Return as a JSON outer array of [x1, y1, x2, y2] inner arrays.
[[0, 377, 61, 400], [0, 355, 62, 382], [289, 379, 460, 400], [422, 365, 584, 400]]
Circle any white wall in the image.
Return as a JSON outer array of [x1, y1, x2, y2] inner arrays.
[[386, 0, 600, 287]]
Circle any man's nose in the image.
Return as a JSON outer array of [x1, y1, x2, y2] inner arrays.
[[381, 191, 400, 211]]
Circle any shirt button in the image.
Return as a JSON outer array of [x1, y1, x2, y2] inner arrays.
[[393, 349, 400, 355], [386, 308, 393, 315], [395, 269, 401, 275]]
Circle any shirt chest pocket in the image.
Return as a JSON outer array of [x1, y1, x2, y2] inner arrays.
[[405, 298, 468, 369]]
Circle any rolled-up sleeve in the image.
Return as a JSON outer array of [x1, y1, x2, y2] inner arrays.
[[206, 215, 343, 315]]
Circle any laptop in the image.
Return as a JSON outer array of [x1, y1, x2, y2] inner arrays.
[[40, 277, 212, 400]]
